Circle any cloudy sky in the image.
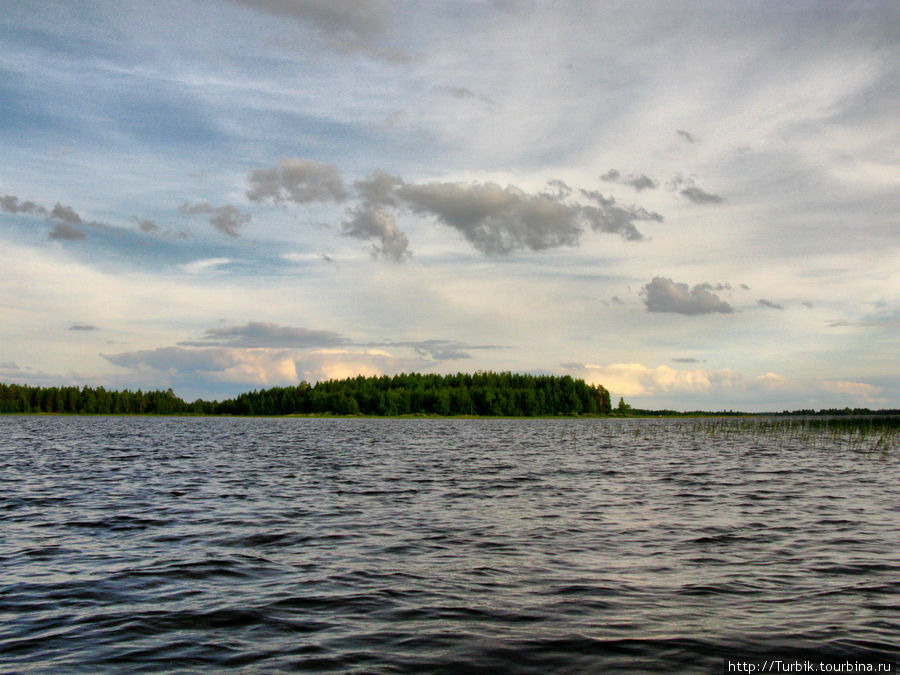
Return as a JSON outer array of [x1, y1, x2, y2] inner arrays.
[[1, 1, 898, 410]]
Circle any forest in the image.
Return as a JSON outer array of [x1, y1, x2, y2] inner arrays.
[[0, 372, 612, 417]]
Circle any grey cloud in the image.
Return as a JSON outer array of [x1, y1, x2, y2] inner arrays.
[[681, 186, 724, 204], [441, 86, 498, 107], [134, 217, 160, 233], [250, 164, 657, 258], [446, 86, 476, 99], [391, 180, 656, 254], [247, 158, 347, 205], [673, 357, 701, 363], [601, 170, 658, 192], [545, 179, 572, 199], [1, 195, 48, 215], [3, 195, 82, 239], [396, 181, 583, 255], [740, 283, 751, 290], [46, 203, 110, 236], [0, 361, 20, 370], [757, 298, 785, 310], [133, 216, 190, 240], [600, 169, 620, 182], [385, 339, 501, 361], [180, 202, 250, 237], [230, 0, 406, 62], [579, 190, 660, 241], [179, 322, 347, 349], [48, 222, 87, 240], [353, 170, 402, 207], [667, 174, 722, 203], [642, 277, 734, 315], [802, 301, 813, 309], [827, 310, 900, 331], [3, 195, 108, 234], [69, 323, 98, 331], [50, 203, 85, 226], [611, 296, 624, 305], [342, 207, 411, 262], [103, 346, 235, 373], [677, 130, 696, 143], [697, 282, 731, 292], [626, 174, 658, 191]]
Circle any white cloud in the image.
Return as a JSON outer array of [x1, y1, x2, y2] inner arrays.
[[179, 258, 232, 274], [577, 362, 740, 398]]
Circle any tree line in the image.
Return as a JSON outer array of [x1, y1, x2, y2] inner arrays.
[[0, 372, 612, 416], [0, 383, 205, 415]]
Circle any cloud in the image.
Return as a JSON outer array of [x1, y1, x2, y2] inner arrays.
[[244, 162, 658, 258], [353, 170, 403, 207], [102, 344, 411, 391], [396, 181, 583, 254], [341, 206, 411, 262], [179, 322, 348, 349], [600, 169, 620, 182], [757, 298, 785, 310], [246, 158, 348, 205], [2, 194, 109, 239], [180, 202, 250, 237], [578, 189, 660, 240], [545, 179, 572, 199], [641, 277, 734, 315], [676, 130, 695, 143], [672, 357, 701, 363], [444, 86, 476, 99], [394, 181, 656, 254], [827, 310, 900, 331], [822, 380, 882, 398], [48, 222, 87, 240], [133, 217, 190, 240], [69, 323, 98, 331], [667, 174, 724, 204], [680, 186, 724, 204], [1, 195, 48, 216], [574, 362, 742, 398], [231, 0, 406, 62], [626, 174, 658, 192], [382, 339, 501, 361], [50, 203, 86, 226], [134, 217, 160, 233], [103, 346, 236, 374], [179, 258, 232, 274], [600, 170, 658, 191]]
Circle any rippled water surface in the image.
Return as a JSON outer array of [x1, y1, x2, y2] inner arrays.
[[2, 417, 898, 672]]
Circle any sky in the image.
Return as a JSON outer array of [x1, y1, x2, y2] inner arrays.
[[1, 0, 898, 411]]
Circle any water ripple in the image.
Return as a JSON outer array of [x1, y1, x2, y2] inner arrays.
[[1, 416, 898, 672]]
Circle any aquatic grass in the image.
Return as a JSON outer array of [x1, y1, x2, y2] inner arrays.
[[582, 416, 898, 455], [679, 416, 899, 454]]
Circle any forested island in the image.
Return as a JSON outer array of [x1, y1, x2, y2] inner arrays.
[[0, 372, 612, 416], [3, 375, 898, 417]]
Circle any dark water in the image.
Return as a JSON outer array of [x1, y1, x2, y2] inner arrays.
[[1, 417, 898, 673]]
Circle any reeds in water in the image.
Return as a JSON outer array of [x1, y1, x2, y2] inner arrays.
[[682, 416, 899, 454]]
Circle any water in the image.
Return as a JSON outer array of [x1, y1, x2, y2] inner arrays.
[[1, 416, 898, 672]]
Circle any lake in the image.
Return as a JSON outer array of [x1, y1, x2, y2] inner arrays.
[[1, 416, 897, 672]]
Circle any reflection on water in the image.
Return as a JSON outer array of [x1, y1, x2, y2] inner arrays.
[[1, 417, 898, 672]]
